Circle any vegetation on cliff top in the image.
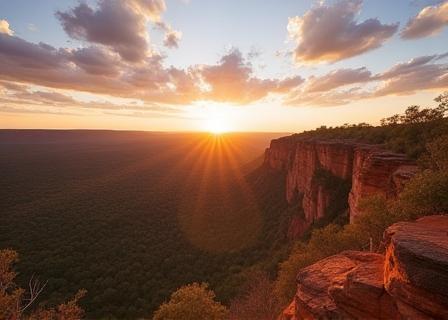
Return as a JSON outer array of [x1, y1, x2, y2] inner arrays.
[[296, 92, 448, 159]]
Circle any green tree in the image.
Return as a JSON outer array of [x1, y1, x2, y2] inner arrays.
[[425, 134, 448, 171], [153, 283, 228, 320]]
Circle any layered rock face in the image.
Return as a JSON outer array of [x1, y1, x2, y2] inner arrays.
[[384, 215, 448, 319], [294, 251, 399, 319], [349, 147, 419, 222], [284, 215, 448, 320], [264, 136, 417, 235]]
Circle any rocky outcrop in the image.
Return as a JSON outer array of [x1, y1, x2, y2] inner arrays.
[[282, 215, 448, 320], [349, 147, 419, 222], [264, 136, 418, 235], [277, 301, 297, 320], [294, 251, 398, 319], [384, 215, 448, 319]]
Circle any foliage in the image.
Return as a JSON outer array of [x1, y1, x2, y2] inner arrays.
[[229, 272, 280, 320], [295, 92, 448, 159], [397, 170, 448, 219], [273, 224, 363, 306], [153, 283, 228, 320], [424, 134, 448, 171], [0, 249, 85, 320]]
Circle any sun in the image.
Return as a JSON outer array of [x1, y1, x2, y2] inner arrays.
[[203, 106, 232, 134], [206, 117, 228, 134]]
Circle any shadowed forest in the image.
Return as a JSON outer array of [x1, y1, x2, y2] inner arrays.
[[0, 131, 291, 318]]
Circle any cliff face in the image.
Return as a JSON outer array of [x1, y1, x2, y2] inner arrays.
[[264, 136, 417, 235], [280, 215, 448, 320], [349, 146, 418, 222], [384, 215, 448, 319]]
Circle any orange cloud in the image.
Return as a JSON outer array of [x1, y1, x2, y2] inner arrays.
[[0, 34, 303, 108], [287, 0, 398, 64], [285, 53, 448, 107], [305, 67, 372, 92], [374, 53, 448, 96], [56, 1, 152, 62], [0, 19, 13, 35], [200, 49, 303, 104], [0, 81, 184, 118], [401, 1, 448, 39]]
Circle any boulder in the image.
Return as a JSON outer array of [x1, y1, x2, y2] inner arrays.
[[384, 215, 448, 319], [294, 251, 398, 319]]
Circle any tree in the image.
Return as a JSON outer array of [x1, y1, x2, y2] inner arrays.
[[229, 272, 280, 320], [425, 134, 448, 171], [153, 283, 228, 320], [0, 249, 85, 320]]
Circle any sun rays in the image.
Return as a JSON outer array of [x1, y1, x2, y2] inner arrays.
[[175, 134, 263, 253]]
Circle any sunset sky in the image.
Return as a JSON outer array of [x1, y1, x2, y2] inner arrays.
[[0, 0, 447, 132]]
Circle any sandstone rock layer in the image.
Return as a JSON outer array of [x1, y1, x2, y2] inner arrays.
[[384, 215, 448, 320], [295, 251, 398, 320], [282, 215, 448, 320], [264, 136, 418, 235]]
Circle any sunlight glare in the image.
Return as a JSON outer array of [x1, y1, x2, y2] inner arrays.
[[203, 105, 233, 134]]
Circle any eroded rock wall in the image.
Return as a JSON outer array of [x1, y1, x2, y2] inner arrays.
[[264, 136, 418, 235]]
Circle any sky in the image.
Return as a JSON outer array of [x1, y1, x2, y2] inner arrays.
[[0, 0, 447, 132]]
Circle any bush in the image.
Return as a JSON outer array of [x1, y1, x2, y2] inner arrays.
[[273, 224, 364, 306], [153, 283, 228, 320], [229, 272, 280, 320], [398, 170, 448, 219]]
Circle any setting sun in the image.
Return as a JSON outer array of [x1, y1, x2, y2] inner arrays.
[[202, 105, 233, 134]]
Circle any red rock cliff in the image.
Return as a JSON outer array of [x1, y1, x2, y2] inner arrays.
[[264, 136, 417, 235], [349, 146, 418, 222], [281, 215, 448, 320]]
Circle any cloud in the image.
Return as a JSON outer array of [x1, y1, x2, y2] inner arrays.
[[305, 67, 372, 92], [0, 19, 13, 35], [127, 0, 166, 21], [199, 49, 303, 104], [164, 29, 182, 48], [0, 33, 304, 106], [56, 0, 168, 62], [69, 46, 121, 76], [401, 1, 448, 39], [284, 53, 448, 107], [374, 53, 448, 96], [0, 33, 197, 104], [287, 0, 398, 63], [285, 87, 370, 107], [27, 23, 38, 32], [156, 21, 182, 48], [0, 80, 184, 118]]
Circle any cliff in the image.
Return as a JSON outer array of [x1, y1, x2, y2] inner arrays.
[[264, 136, 418, 236], [280, 215, 448, 320]]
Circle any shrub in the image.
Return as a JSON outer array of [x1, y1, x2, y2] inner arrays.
[[229, 272, 280, 320], [398, 170, 448, 219], [153, 283, 228, 320]]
